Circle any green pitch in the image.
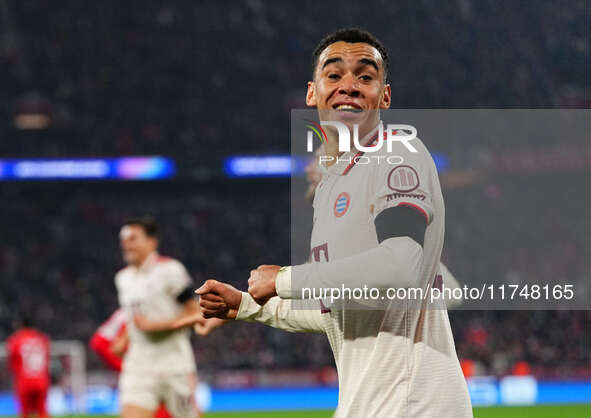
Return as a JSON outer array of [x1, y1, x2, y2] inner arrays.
[[206, 404, 589, 418], [202, 404, 588, 417], [11, 404, 589, 418]]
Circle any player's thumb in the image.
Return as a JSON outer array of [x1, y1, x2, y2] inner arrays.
[[195, 279, 218, 295]]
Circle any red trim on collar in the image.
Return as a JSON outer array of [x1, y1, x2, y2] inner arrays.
[[341, 131, 380, 175]]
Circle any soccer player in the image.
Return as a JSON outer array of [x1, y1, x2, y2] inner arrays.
[[197, 28, 472, 417], [90, 308, 173, 418], [6, 317, 51, 418], [115, 218, 202, 418], [89, 307, 224, 417]]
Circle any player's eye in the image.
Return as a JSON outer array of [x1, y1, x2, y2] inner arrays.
[[359, 74, 373, 81], [328, 73, 340, 80]]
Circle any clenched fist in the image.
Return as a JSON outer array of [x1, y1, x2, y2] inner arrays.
[[195, 280, 242, 319], [247, 265, 281, 304]]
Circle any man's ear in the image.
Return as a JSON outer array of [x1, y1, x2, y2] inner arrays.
[[380, 84, 391, 109], [306, 81, 317, 107]]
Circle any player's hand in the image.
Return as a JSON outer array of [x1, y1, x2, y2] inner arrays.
[[193, 322, 210, 336], [109, 329, 129, 356], [194, 318, 227, 336], [247, 265, 280, 305], [195, 280, 241, 319]]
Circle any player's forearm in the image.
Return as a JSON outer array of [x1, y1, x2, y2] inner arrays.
[[136, 317, 179, 332], [89, 334, 123, 372], [142, 316, 195, 332], [170, 310, 207, 330], [276, 236, 423, 299], [135, 305, 200, 332], [236, 292, 325, 333]]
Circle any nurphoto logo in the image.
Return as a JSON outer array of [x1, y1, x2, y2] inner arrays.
[[306, 121, 418, 153]]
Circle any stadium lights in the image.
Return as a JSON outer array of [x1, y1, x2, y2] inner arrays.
[[0, 157, 176, 180]]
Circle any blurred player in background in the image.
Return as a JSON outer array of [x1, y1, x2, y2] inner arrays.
[[6, 317, 51, 418], [115, 218, 203, 418], [90, 306, 224, 418], [197, 28, 472, 417], [90, 308, 172, 418]]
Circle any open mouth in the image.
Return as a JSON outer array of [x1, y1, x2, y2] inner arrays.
[[332, 103, 363, 113]]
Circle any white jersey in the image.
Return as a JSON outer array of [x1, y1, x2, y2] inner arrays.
[[238, 128, 472, 417], [115, 252, 196, 374]]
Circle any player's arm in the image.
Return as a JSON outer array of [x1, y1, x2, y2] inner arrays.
[[90, 308, 128, 371], [248, 206, 425, 302], [287, 206, 424, 298], [134, 297, 200, 333], [237, 293, 326, 333], [89, 330, 124, 371], [196, 280, 326, 333], [158, 305, 228, 336]]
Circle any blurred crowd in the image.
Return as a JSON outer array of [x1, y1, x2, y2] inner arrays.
[[0, 175, 590, 379], [1, 0, 591, 159], [1, 0, 591, 383], [445, 176, 591, 378], [453, 310, 591, 379]]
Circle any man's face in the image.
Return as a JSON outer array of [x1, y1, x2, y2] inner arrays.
[[306, 41, 391, 129], [119, 225, 157, 266]]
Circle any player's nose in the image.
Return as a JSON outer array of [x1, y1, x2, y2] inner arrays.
[[337, 73, 360, 97]]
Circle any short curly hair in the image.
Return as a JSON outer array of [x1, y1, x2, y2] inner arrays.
[[312, 28, 389, 81]]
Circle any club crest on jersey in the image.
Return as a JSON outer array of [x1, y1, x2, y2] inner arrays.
[[333, 192, 351, 218], [387, 165, 419, 193]]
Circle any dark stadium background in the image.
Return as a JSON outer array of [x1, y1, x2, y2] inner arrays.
[[1, 0, 590, 416]]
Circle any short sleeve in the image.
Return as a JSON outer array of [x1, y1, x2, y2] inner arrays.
[[372, 141, 436, 225], [165, 260, 193, 298]]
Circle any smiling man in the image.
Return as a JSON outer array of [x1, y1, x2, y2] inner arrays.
[[197, 28, 472, 417], [310, 34, 389, 164]]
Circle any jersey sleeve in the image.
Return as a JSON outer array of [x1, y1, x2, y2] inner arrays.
[[236, 293, 326, 333], [372, 142, 436, 225], [165, 260, 193, 299]]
